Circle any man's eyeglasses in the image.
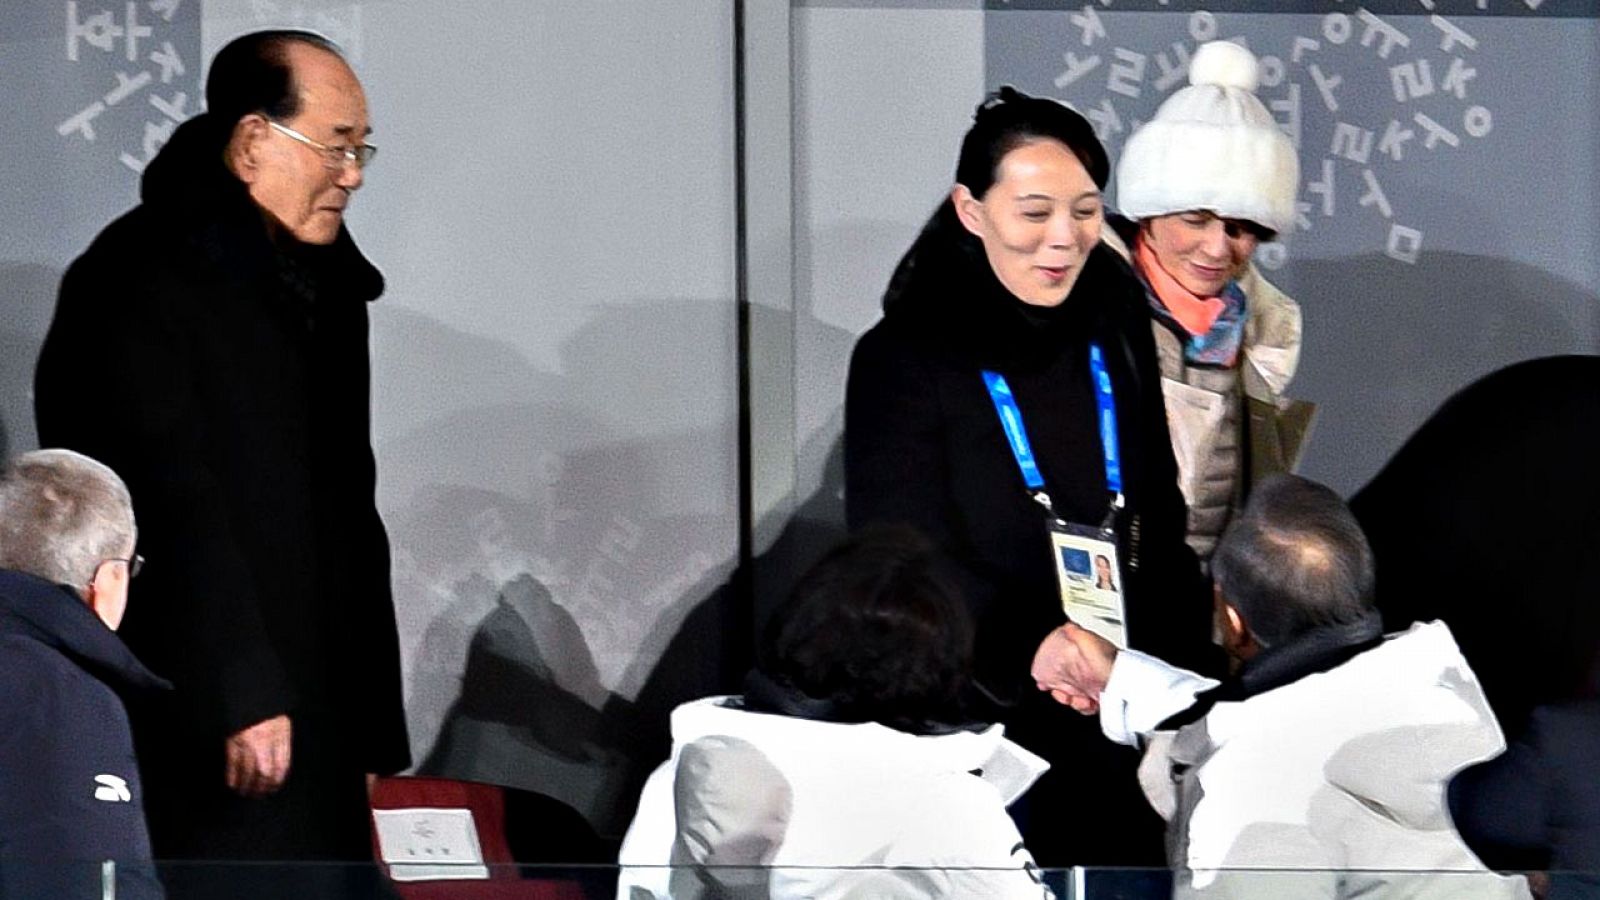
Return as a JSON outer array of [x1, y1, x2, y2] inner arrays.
[[269, 120, 378, 171], [90, 553, 143, 585]]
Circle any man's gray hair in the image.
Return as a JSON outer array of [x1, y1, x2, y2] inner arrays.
[[1211, 473, 1375, 648], [0, 449, 135, 588]]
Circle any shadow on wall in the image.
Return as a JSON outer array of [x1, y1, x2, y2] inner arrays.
[[373, 299, 736, 845], [1286, 251, 1599, 493], [375, 289, 865, 859], [0, 263, 63, 458]]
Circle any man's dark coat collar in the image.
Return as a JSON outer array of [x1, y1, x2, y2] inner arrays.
[[0, 569, 169, 694], [140, 113, 384, 305]]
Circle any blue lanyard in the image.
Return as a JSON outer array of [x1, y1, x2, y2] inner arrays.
[[981, 341, 1124, 515], [1088, 343, 1124, 497]]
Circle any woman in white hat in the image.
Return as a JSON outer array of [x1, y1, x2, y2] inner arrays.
[[1107, 40, 1312, 561]]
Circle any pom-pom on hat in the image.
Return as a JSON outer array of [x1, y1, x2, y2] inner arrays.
[[1115, 41, 1299, 235]]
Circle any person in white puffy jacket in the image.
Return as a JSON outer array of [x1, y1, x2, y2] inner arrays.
[[1033, 474, 1531, 899], [617, 526, 1052, 900]]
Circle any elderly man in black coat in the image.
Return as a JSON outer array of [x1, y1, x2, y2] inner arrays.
[[33, 29, 409, 884]]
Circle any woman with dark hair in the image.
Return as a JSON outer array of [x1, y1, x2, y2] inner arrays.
[[616, 527, 1050, 899], [845, 87, 1217, 865]]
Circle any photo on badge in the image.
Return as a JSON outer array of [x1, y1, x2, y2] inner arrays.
[[1049, 525, 1128, 649]]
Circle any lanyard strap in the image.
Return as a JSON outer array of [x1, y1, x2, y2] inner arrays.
[[980, 370, 1046, 492], [1087, 343, 1124, 497], [981, 341, 1124, 512]]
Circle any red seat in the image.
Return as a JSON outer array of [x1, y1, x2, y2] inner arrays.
[[370, 776, 588, 900]]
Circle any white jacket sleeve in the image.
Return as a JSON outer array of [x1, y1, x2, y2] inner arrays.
[[1098, 650, 1220, 746], [615, 762, 676, 900]]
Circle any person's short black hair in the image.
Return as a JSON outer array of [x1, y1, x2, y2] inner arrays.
[[881, 87, 1107, 313], [206, 29, 342, 127], [1212, 474, 1375, 648], [955, 85, 1109, 197], [758, 525, 973, 731]]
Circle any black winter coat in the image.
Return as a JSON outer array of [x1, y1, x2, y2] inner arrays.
[[846, 211, 1214, 698], [0, 569, 168, 899], [34, 115, 410, 857], [1450, 700, 1600, 899], [844, 207, 1215, 866], [1351, 356, 1600, 734]]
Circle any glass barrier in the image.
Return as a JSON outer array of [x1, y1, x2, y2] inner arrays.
[[7, 861, 1589, 900]]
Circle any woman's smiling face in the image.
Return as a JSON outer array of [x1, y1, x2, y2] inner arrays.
[[954, 138, 1104, 307]]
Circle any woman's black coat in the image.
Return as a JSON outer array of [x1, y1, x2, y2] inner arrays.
[[843, 206, 1215, 864]]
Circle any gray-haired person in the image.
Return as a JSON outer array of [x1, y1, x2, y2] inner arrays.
[[0, 449, 167, 899], [1031, 474, 1529, 899]]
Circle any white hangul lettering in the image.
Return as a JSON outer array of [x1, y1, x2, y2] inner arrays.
[[1269, 83, 1303, 150], [1257, 55, 1285, 88], [1415, 0, 1436, 8], [57, 101, 107, 141], [149, 41, 184, 83], [1309, 64, 1342, 113], [1431, 15, 1477, 52], [1442, 57, 1477, 100], [1323, 13, 1352, 45], [1255, 243, 1288, 271], [1295, 199, 1313, 233], [1308, 159, 1336, 217], [1357, 9, 1411, 59], [1054, 52, 1102, 89], [1378, 119, 1416, 161], [1414, 112, 1460, 149], [149, 0, 182, 21], [1070, 5, 1107, 47], [1464, 105, 1493, 138], [149, 90, 188, 122], [1331, 122, 1375, 164], [104, 70, 152, 106], [122, 2, 151, 61], [1386, 224, 1423, 264], [1153, 42, 1191, 92], [1292, 36, 1320, 64], [1190, 11, 1218, 43], [1525, 0, 1546, 8], [1107, 48, 1147, 99], [66, 2, 123, 61], [1390, 60, 1435, 102], [1359, 169, 1393, 218], [1086, 98, 1124, 142], [120, 116, 177, 172]]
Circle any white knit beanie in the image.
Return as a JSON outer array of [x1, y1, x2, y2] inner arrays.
[[1115, 41, 1299, 235]]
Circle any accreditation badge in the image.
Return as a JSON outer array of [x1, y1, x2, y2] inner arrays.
[[1049, 521, 1128, 649]]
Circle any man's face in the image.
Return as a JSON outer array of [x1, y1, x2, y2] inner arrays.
[[246, 43, 370, 245]]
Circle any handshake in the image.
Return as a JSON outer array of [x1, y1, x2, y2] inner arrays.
[[1029, 623, 1120, 715]]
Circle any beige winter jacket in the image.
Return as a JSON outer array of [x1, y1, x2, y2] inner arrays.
[[1102, 226, 1314, 559]]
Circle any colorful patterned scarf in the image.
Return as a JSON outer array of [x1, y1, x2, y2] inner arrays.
[[1134, 232, 1249, 367]]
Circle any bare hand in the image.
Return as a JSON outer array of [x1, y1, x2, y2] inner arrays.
[[226, 714, 292, 798], [1031, 623, 1118, 714]]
